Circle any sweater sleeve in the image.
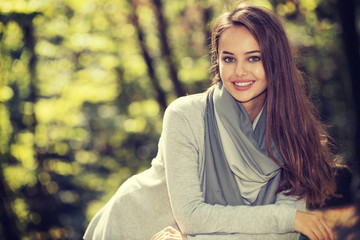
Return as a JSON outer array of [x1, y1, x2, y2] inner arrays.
[[162, 105, 305, 236], [186, 193, 305, 239], [187, 232, 300, 240]]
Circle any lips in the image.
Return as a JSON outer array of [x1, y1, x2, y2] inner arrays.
[[232, 80, 255, 90], [233, 81, 255, 87]]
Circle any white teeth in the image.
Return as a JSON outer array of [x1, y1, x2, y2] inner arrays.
[[234, 81, 254, 86]]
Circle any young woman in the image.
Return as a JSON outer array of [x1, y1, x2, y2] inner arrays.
[[84, 4, 336, 240]]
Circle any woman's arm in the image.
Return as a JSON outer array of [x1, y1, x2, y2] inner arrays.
[[152, 226, 300, 240], [152, 211, 334, 240], [185, 211, 334, 240], [186, 232, 298, 240], [162, 106, 301, 235]]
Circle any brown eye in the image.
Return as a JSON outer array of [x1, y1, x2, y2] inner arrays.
[[223, 57, 235, 63], [249, 56, 261, 62]]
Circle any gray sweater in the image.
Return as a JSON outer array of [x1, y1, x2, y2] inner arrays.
[[84, 92, 305, 240]]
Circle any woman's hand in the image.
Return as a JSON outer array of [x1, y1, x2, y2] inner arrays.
[[294, 210, 334, 240], [152, 226, 188, 240]]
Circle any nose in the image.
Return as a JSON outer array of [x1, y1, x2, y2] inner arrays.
[[235, 62, 248, 77]]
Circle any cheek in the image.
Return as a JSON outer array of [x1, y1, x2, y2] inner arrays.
[[219, 63, 231, 80], [255, 66, 266, 81]]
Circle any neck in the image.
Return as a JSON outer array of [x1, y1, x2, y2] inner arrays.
[[241, 91, 267, 122]]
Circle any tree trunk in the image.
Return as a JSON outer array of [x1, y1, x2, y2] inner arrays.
[[151, 0, 186, 97], [127, 0, 168, 111], [336, 0, 360, 174]]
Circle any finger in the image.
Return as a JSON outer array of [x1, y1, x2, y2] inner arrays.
[[311, 220, 332, 240], [152, 227, 183, 240], [314, 217, 333, 240], [164, 226, 176, 233], [320, 220, 334, 240], [310, 227, 323, 240], [310, 215, 329, 240], [316, 223, 328, 240], [160, 233, 182, 240], [153, 232, 168, 240], [151, 231, 161, 240], [152, 227, 173, 240]]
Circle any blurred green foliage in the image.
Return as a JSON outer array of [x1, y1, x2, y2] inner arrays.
[[0, 0, 357, 239]]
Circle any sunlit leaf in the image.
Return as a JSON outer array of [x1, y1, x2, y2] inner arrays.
[[4, 165, 37, 191]]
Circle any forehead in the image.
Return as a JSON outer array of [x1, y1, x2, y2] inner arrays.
[[218, 26, 260, 52]]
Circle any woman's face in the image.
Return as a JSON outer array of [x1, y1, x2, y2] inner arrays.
[[218, 26, 267, 110]]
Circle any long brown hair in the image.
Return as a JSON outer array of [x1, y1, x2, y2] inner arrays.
[[210, 4, 336, 207]]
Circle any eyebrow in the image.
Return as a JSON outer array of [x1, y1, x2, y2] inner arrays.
[[221, 50, 261, 55]]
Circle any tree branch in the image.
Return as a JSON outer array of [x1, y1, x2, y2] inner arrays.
[[127, 0, 168, 111], [151, 0, 186, 97]]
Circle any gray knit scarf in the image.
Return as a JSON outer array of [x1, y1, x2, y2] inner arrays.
[[203, 83, 283, 206]]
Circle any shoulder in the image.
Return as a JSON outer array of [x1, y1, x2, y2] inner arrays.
[[165, 92, 207, 118], [162, 92, 207, 138]]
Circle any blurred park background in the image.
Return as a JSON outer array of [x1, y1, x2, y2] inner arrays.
[[0, 0, 359, 239]]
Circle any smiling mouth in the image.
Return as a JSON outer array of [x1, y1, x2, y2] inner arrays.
[[233, 81, 255, 87]]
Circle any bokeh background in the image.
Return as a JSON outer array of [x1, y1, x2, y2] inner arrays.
[[0, 0, 359, 239]]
